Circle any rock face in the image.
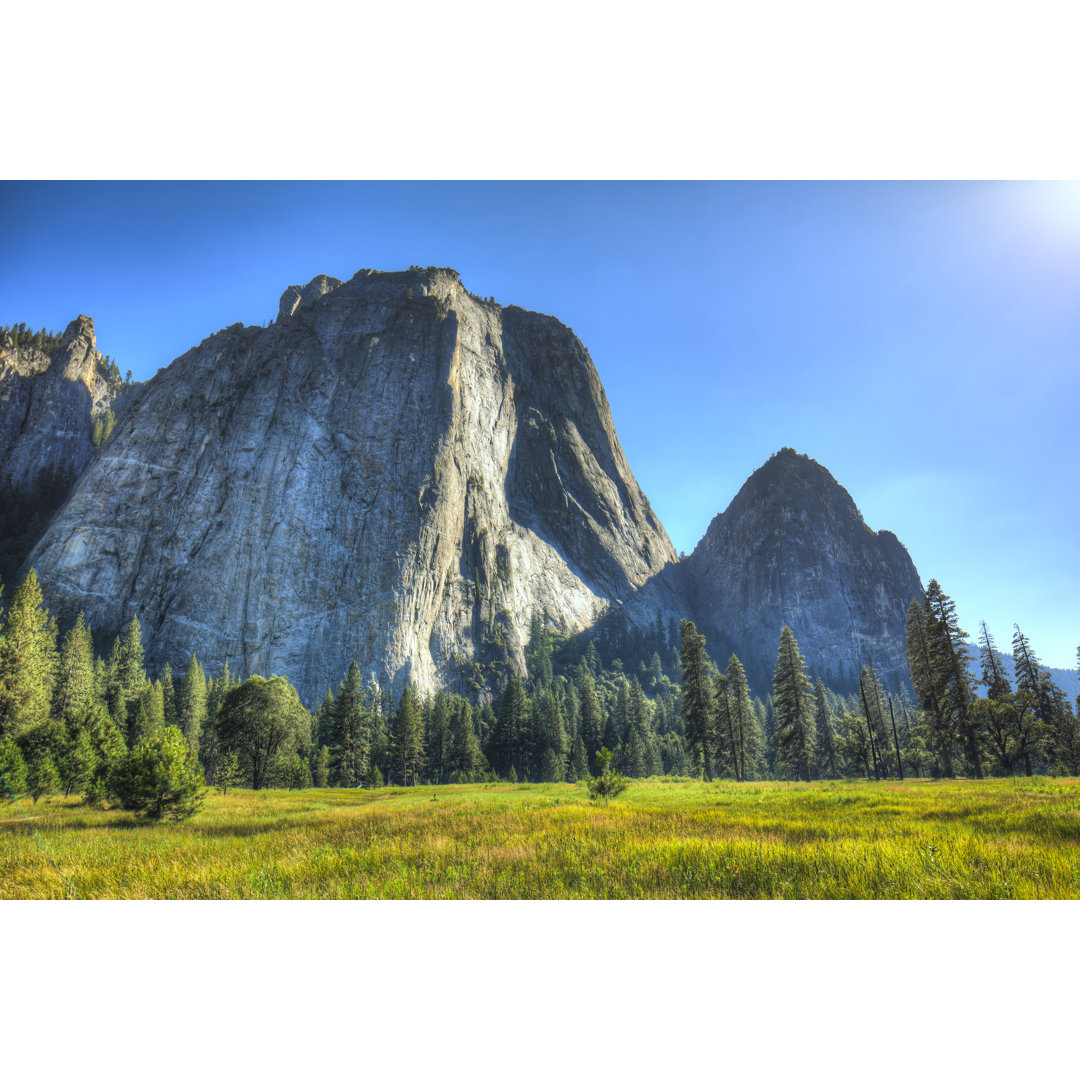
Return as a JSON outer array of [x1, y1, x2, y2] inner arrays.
[[0, 316, 132, 494], [683, 448, 922, 692], [28, 268, 676, 702]]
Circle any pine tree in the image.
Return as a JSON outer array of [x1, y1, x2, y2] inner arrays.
[[859, 666, 889, 779], [0, 570, 59, 744], [679, 620, 716, 780], [104, 637, 127, 739], [52, 613, 97, 728], [578, 668, 604, 767], [813, 677, 841, 779], [978, 622, 1012, 700], [1013, 625, 1077, 773], [568, 733, 589, 781], [332, 661, 372, 786], [727, 655, 765, 781], [176, 654, 207, 759], [449, 700, 485, 779], [424, 690, 451, 784], [771, 626, 816, 781], [907, 597, 955, 777], [389, 684, 424, 786], [118, 615, 147, 726], [713, 672, 737, 779], [160, 662, 176, 727], [924, 581, 983, 779]]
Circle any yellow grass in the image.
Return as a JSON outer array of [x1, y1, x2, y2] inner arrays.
[[2, 776, 1079, 898]]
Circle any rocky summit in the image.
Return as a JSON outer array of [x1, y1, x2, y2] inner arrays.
[[25, 268, 677, 702], [0, 316, 133, 495], [12, 272, 926, 704], [682, 448, 923, 692]]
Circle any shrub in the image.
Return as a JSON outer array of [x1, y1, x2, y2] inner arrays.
[[109, 726, 204, 821], [587, 748, 629, 801]]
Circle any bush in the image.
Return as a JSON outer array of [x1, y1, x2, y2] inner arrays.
[[587, 748, 629, 801], [0, 740, 28, 795], [109, 727, 204, 821]]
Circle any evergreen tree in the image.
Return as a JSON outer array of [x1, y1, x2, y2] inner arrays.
[[679, 620, 716, 780], [314, 745, 331, 787], [713, 672, 736, 779], [578, 669, 604, 767], [1013, 625, 1077, 773], [331, 661, 373, 785], [727, 655, 765, 781], [907, 596, 955, 777], [978, 622, 1012, 700], [0, 570, 59, 744], [568, 733, 589, 781], [176, 654, 207, 759], [859, 666, 890, 779], [144, 680, 165, 733], [813, 677, 841, 779], [109, 726, 204, 820], [449, 699, 485, 779], [389, 684, 424, 786], [771, 626, 816, 781], [424, 690, 451, 784], [27, 752, 61, 802], [160, 661, 176, 727], [104, 636, 127, 739], [52, 613, 97, 728], [924, 581, 983, 779], [118, 614, 147, 725]]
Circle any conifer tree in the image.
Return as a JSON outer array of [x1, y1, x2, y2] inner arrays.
[[727, 655, 765, 781], [578, 669, 604, 767], [771, 626, 816, 781], [104, 637, 127, 740], [1013, 625, 1077, 773], [144, 680, 165, 732], [813, 677, 841, 779], [0, 570, 59, 744], [389, 683, 424, 786], [907, 597, 955, 777], [679, 620, 716, 780], [424, 690, 451, 784], [449, 699, 485, 779], [713, 671, 737, 779], [118, 615, 147, 724], [568, 733, 589, 780], [924, 581, 983, 779], [177, 654, 207, 759], [978, 622, 1012, 700], [160, 661, 176, 727], [52, 613, 97, 728], [332, 661, 372, 785]]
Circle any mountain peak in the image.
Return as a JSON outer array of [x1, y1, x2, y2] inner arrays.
[[685, 450, 921, 692]]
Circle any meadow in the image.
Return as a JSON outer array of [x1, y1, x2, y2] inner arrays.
[[2, 776, 1079, 899]]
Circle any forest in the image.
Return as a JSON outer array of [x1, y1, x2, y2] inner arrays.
[[0, 565, 1078, 822]]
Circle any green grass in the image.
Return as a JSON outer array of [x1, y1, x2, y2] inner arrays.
[[3, 777, 1080, 898]]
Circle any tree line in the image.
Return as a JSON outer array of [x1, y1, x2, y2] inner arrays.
[[1, 568, 1078, 821]]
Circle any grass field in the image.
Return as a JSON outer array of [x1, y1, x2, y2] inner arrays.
[[2, 776, 1079, 899]]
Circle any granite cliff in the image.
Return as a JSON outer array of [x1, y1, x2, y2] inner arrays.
[[680, 448, 923, 692], [26, 268, 677, 701], [0, 316, 135, 494]]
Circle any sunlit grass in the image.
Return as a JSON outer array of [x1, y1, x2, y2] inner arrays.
[[2, 777, 1079, 899]]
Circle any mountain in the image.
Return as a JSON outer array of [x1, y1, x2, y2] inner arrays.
[[24, 268, 676, 702], [679, 448, 923, 693], [0, 316, 135, 494], [0, 317, 138, 581]]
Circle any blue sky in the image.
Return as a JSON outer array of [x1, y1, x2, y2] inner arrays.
[[2, 180, 1078, 667]]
